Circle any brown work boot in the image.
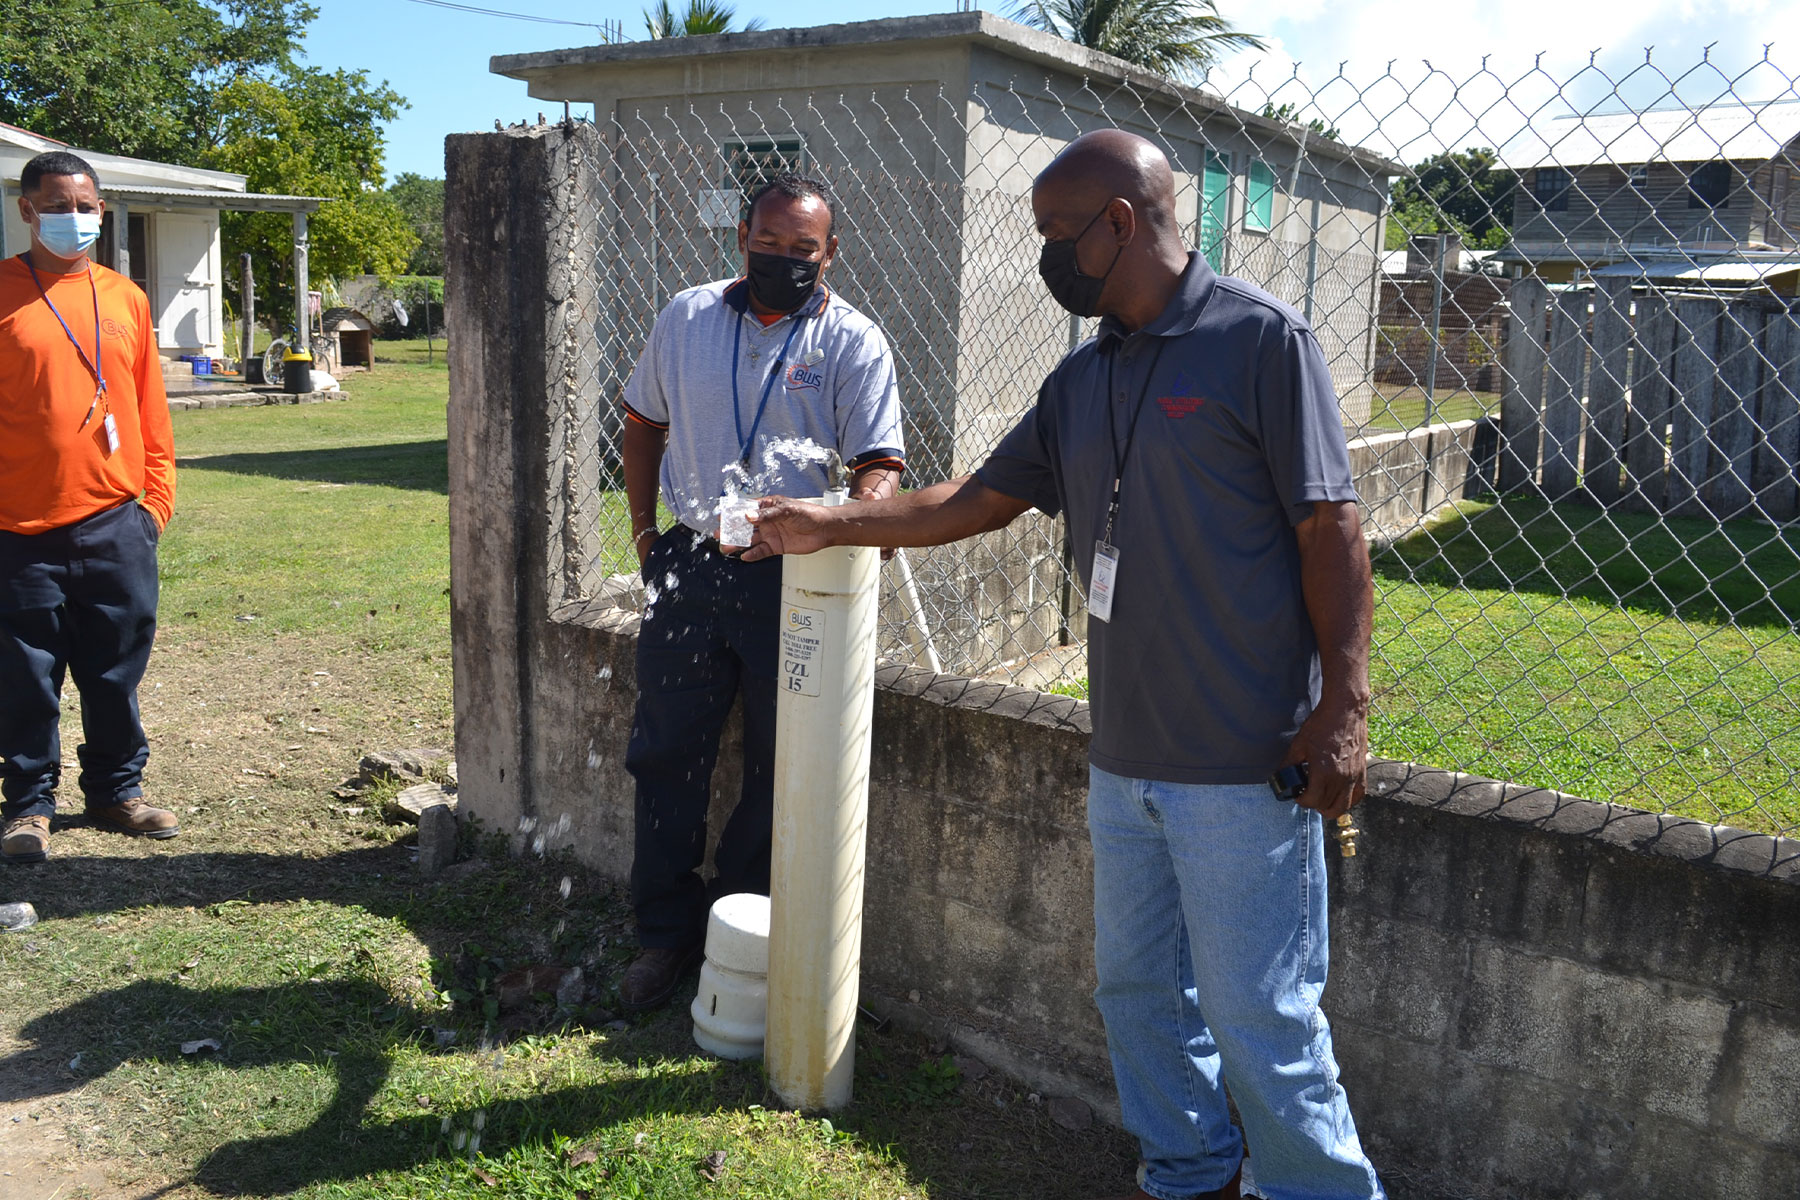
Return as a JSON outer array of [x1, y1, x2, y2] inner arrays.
[[617, 944, 702, 1011], [2, 815, 50, 864], [87, 797, 180, 839]]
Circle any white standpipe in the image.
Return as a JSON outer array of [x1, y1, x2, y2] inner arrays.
[[765, 488, 878, 1111]]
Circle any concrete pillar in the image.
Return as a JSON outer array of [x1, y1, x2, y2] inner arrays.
[[445, 125, 601, 845], [112, 201, 130, 278]]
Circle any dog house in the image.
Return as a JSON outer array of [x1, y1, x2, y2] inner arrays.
[[323, 307, 375, 370]]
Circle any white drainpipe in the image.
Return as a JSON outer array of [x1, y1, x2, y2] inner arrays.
[[764, 485, 878, 1111]]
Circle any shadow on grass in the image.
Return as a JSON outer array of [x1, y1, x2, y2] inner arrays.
[[1372, 495, 1800, 627], [2, 847, 1139, 1199], [177, 439, 448, 493], [0, 974, 757, 1197]]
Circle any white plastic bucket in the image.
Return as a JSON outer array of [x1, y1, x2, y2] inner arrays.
[[691, 892, 771, 1060]]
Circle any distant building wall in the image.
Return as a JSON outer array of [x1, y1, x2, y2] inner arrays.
[[1375, 271, 1511, 393]]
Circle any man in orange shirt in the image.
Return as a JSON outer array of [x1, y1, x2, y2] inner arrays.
[[1, 151, 179, 864]]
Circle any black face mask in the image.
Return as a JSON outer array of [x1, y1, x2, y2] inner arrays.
[[745, 250, 822, 313], [1038, 202, 1123, 318]]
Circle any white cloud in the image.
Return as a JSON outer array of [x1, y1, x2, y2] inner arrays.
[[1203, 0, 1800, 163]]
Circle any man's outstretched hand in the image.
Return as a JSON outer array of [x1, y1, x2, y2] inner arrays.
[[742, 497, 833, 562]]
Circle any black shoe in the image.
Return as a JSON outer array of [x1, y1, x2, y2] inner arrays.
[[617, 944, 703, 1011]]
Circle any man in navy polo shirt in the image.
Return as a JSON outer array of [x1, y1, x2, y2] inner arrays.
[[616, 172, 904, 1010], [748, 133, 1383, 1200]]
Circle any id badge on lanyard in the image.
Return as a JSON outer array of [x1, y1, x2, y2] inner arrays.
[[1089, 540, 1120, 623]]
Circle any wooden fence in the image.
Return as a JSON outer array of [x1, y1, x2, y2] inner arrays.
[[1499, 277, 1800, 521]]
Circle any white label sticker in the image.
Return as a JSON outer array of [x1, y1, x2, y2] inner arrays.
[[1089, 540, 1120, 623], [780, 603, 825, 696]]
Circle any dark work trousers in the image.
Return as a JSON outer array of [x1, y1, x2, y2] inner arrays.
[[625, 527, 782, 949], [0, 500, 161, 821]]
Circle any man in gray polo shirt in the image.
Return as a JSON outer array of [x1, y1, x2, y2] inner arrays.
[[747, 133, 1382, 1200], [617, 172, 904, 1010]]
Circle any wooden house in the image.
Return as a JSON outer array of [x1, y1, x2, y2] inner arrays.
[[1495, 98, 1800, 288]]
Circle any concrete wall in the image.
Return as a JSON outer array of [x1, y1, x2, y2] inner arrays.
[[1348, 418, 1489, 543], [452, 124, 1800, 1200]]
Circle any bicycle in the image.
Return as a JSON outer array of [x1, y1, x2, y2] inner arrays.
[[261, 301, 335, 384]]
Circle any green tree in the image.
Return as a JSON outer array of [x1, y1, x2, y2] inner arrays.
[[1387, 147, 1516, 251], [0, 0, 316, 162], [1261, 102, 1341, 143], [643, 0, 764, 38], [1011, 0, 1265, 80], [206, 71, 416, 325], [388, 174, 445, 276], [1, 0, 413, 330]]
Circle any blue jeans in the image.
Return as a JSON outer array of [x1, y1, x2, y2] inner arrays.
[[0, 501, 161, 821], [1088, 764, 1383, 1200]]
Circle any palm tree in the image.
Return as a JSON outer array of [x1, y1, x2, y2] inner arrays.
[[643, 0, 764, 38], [1012, 0, 1265, 80]]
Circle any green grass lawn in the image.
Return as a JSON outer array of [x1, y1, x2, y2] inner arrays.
[[1360, 386, 1499, 432], [1056, 494, 1800, 837], [0, 338, 1137, 1200], [1370, 498, 1800, 834]]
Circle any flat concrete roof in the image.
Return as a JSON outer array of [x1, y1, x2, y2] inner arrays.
[[491, 13, 1403, 177]]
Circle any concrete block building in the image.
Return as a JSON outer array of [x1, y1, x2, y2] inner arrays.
[[491, 13, 1399, 672]]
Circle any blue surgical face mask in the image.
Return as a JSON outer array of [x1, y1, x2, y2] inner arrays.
[[35, 211, 103, 260]]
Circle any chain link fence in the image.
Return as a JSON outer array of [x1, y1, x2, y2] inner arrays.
[[535, 43, 1800, 837]]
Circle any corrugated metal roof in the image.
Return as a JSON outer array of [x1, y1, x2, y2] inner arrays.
[[1588, 255, 1800, 284], [101, 185, 326, 212], [1498, 99, 1800, 170]]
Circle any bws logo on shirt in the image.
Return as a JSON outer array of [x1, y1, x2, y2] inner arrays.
[[1157, 368, 1206, 419], [784, 361, 824, 392], [100, 318, 127, 338]]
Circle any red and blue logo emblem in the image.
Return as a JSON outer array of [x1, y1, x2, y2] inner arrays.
[[1157, 369, 1206, 418]]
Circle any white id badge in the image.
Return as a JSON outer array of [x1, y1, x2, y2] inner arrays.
[[718, 497, 757, 547], [1089, 540, 1120, 623], [102, 411, 120, 456]]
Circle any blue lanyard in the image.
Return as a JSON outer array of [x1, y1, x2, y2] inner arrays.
[[731, 312, 807, 468], [25, 257, 106, 426]]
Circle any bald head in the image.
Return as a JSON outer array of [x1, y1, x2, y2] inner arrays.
[[1030, 128, 1194, 331], [1035, 130, 1178, 234]]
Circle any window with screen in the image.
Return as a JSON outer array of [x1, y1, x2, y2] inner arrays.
[[1534, 167, 1570, 211], [725, 138, 808, 218], [1687, 161, 1732, 209], [1245, 160, 1275, 232], [719, 137, 808, 272]]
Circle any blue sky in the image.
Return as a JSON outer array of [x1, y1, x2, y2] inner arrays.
[[300, 0, 1800, 182]]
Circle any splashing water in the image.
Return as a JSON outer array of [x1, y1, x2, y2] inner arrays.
[[714, 436, 839, 543], [758, 435, 834, 483], [559, 876, 572, 899]]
